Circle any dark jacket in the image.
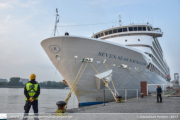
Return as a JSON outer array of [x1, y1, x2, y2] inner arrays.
[[156, 87, 162, 95], [24, 80, 40, 100]]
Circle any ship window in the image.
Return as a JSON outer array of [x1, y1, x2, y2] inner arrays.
[[147, 27, 151, 31], [113, 29, 117, 33], [118, 28, 122, 32], [138, 27, 142, 31], [134, 27, 137, 31], [109, 30, 112, 34], [138, 39, 140, 41], [100, 33, 104, 37], [143, 27, 146, 31], [129, 27, 133, 31], [150, 26, 153, 31], [125, 40, 127, 42], [123, 28, 127, 32], [96, 35, 98, 38], [105, 31, 108, 35]]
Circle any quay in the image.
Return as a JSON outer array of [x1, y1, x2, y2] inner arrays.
[[66, 96, 180, 113], [7, 95, 180, 120]]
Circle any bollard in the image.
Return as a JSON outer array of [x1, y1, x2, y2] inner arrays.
[[115, 96, 122, 103], [56, 101, 66, 113], [141, 93, 144, 98]]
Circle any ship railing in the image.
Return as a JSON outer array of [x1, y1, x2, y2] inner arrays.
[[93, 89, 139, 102], [152, 28, 161, 32]]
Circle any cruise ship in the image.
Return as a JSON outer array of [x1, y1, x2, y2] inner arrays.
[[41, 10, 170, 106]]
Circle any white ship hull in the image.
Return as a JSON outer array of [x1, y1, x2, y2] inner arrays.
[[41, 36, 168, 106]]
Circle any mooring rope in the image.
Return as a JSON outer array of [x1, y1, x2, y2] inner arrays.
[[104, 63, 119, 96], [90, 63, 119, 101], [65, 61, 89, 109], [73, 57, 77, 108]]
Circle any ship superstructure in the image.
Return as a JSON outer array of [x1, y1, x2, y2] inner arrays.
[[92, 23, 171, 82]]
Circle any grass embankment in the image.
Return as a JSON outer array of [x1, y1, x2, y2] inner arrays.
[[164, 90, 176, 95]]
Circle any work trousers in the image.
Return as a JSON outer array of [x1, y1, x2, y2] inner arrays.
[[157, 94, 162, 102], [23, 100, 39, 120]]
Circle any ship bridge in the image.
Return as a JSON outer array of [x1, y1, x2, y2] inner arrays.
[[92, 24, 163, 39]]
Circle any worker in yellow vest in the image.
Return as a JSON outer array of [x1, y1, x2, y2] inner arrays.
[[23, 74, 40, 120]]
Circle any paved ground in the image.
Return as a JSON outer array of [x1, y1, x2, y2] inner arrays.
[[67, 96, 180, 113], [8, 96, 180, 120]]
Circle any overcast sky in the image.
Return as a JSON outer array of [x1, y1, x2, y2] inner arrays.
[[0, 0, 180, 82]]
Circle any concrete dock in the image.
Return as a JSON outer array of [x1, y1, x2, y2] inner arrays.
[[66, 96, 180, 113], [7, 95, 180, 120]]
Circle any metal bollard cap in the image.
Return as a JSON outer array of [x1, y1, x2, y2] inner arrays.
[[115, 96, 122, 98], [56, 101, 66, 106]]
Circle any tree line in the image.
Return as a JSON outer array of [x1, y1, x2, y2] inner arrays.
[[0, 77, 24, 86], [0, 77, 68, 89], [39, 81, 68, 88]]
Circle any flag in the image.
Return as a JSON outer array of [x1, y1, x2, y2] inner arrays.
[[57, 19, 59, 23]]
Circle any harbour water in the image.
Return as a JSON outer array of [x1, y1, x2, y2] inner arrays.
[[0, 88, 78, 113]]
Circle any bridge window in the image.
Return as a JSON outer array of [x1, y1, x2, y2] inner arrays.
[[109, 30, 112, 34], [113, 29, 117, 33], [134, 27, 137, 31], [118, 28, 122, 32], [123, 28, 127, 32], [100, 33, 104, 37], [105, 31, 108, 35], [138, 27, 142, 31], [96, 26, 150, 38], [129, 27, 133, 31], [143, 27, 146, 31]]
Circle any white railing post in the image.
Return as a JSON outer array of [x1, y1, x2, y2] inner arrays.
[[137, 89, 138, 98], [125, 89, 127, 101], [163, 84, 164, 96], [147, 84, 148, 95]]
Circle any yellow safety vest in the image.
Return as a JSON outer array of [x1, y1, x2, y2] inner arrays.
[[25, 82, 39, 100]]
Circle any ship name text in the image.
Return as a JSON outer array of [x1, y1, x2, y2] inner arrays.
[[98, 52, 146, 66]]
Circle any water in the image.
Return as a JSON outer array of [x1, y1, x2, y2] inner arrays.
[[0, 88, 78, 113]]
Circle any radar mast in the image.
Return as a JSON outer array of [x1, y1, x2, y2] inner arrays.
[[119, 15, 121, 26], [53, 8, 59, 36]]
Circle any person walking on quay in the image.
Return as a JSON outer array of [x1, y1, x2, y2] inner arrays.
[[23, 74, 40, 120], [156, 85, 162, 103]]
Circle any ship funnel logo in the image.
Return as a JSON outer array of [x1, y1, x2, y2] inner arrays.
[[49, 45, 60, 53]]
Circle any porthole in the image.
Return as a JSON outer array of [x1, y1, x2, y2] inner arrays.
[[138, 39, 140, 41], [125, 40, 127, 42]]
